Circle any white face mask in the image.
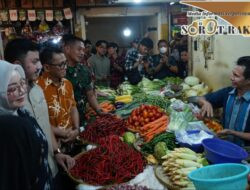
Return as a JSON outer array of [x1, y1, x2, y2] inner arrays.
[[159, 47, 167, 54]]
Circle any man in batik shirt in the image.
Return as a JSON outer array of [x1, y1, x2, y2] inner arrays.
[[38, 46, 80, 153]]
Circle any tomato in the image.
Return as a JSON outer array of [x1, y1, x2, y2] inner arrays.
[[143, 110, 148, 118], [155, 113, 161, 118], [151, 117, 156, 121], [139, 117, 144, 123], [135, 122, 139, 126], [132, 116, 137, 121], [135, 109, 140, 115], [148, 112, 154, 117], [145, 118, 149, 123]]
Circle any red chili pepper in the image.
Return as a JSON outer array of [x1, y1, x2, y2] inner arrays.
[[69, 135, 145, 185]]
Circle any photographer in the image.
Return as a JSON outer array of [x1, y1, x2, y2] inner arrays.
[[125, 37, 154, 85], [152, 39, 178, 79]]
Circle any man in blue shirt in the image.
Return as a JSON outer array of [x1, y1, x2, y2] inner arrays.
[[195, 56, 250, 146]]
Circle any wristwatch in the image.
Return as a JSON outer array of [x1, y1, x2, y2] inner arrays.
[[53, 148, 61, 155]]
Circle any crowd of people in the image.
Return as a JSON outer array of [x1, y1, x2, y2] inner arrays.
[[0, 34, 187, 189], [1, 32, 250, 190]]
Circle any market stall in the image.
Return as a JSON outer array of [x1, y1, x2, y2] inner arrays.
[[67, 76, 249, 190]]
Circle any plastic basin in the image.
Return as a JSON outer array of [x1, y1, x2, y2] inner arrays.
[[202, 138, 248, 164], [176, 130, 213, 153], [188, 163, 250, 190]]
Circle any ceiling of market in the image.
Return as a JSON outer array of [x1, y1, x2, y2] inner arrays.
[[0, 0, 179, 9]]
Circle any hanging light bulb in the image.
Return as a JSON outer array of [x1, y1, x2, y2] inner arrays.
[[134, 0, 142, 3], [123, 28, 132, 37]]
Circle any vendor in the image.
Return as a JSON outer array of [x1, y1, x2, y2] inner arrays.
[[125, 37, 154, 84], [152, 39, 178, 79], [192, 56, 250, 146]]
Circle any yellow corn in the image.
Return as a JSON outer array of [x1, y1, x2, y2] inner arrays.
[[115, 95, 132, 101]]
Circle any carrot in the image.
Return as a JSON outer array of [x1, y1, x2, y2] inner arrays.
[[140, 115, 168, 131], [143, 126, 166, 142], [141, 124, 167, 137], [140, 121, 167, 136]]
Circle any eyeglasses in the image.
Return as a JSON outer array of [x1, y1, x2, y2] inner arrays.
[[49, 61, 67, 69], [7, 79, 27, 96]]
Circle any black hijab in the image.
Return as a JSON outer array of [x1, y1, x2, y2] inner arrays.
[[0, 115, 41, 190]]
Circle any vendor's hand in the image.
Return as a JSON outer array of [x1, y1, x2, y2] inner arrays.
[[55, 153, 75, 171], [61, 129, 79, 143], [217, 129, 234, 136], [200, 100, 214, 118]]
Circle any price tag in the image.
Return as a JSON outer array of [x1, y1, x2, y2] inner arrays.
[[9, 10, 17, 21], [45, 10, 53, 21], [63, 8, 72, 20], [28, 10, 36, 21]]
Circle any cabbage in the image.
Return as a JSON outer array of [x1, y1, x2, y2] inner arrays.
[[181, 83, 191, 91], [185, 90, 198, 97], [123, 132, 136, 145], [191, 83, 204, 91], [154, 142, 169, 160], [184, 76, 200, 86], [198, 85, 210, 96]]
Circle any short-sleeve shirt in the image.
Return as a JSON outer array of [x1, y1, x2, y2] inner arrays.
[[205, 87, 250, 146], [152, 54, 177, 79], [37, 72, 77, 129], [66, 63, 93, 123]]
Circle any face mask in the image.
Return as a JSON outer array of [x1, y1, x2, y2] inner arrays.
[[159, 47, 167, 54]]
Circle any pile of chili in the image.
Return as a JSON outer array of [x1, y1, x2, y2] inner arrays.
[[69, 135, 146, 185], [79, 115, 127, 144]]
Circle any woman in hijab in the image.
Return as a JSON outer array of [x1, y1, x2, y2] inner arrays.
[[0, 60, 52, 190]]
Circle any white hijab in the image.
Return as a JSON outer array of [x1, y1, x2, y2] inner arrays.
[[0, 60, 26, 115]]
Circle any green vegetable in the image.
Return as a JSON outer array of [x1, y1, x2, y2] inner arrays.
[[115, 102, 141, 118], [118, 81, 141, 95], [123, 132, 136, 145], [184, 76, 200, 86], [138, 77, 166, 92], [133, 93, 170, 110], [154, 142, 169, 160], [97, 95, 115, 103], [168, 109, 195, 132], [163, 77, 183, 85], [141, 132, 176, 154]]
